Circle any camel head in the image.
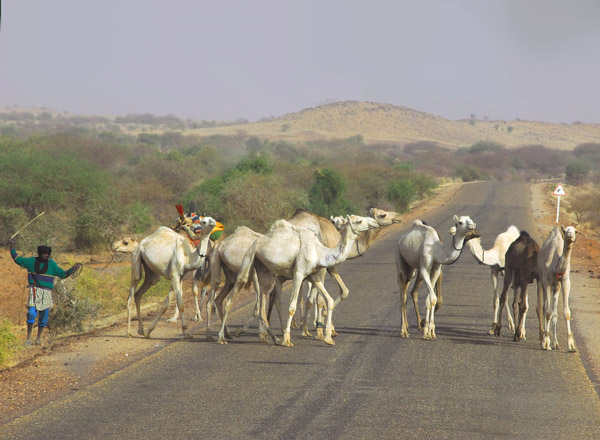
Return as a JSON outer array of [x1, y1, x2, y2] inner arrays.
[[449, 215, 480, 241], [110, 236, 139, 254], [369, 208, 402, 226], [345, 215, 379, 234], [198, 217, 217, 236], [561, 225, 577, 244], [330, 215, 347, 230]]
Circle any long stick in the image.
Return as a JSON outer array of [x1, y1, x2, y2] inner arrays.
[[10, 211, 45, 240]]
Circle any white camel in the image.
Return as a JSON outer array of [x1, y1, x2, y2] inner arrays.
[[298, 207, 402, 336], [395, 215, 479, 339], [111, 234, 209, 323], [125, 217, 216, 338], [463, 225, 521, 334], [221, 215, 379, 346], [538, 225, 578, 351], [204, 226, 286, 342]]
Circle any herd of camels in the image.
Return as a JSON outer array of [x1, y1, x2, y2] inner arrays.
[[111, 203, 578, 352]]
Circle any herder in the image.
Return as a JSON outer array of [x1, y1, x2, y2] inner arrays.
[[9, 238, 81, 345]]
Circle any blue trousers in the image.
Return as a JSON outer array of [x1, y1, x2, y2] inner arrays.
[[26, 306, 49, 328]]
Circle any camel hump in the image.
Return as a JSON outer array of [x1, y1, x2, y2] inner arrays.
[[292, 207, 312, 217], [519, 230, 531, 239]]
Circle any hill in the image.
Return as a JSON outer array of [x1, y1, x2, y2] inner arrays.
[[187, 101, 599, 150], [2, 101, 599, 150]]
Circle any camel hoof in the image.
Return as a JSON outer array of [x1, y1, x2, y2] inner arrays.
[[166, 318, 176, 323], [280, 340, 294, 347], [183, 332, 193, 339], [542, 338, 552, 350], [234, 328, 243, 337], [331, 329, 338, 337], [138, 329, 145, 336], [302, 330, 312, 337], [420, 319, 426, 329], [508, 322, 515, 332], [218, 338, 228, 345], [315, 328, 325, 340], [323, 337, 335, 346], [400, 329, 409, 338], [259, 332, 269, 343], [493, 325, 501, 337]]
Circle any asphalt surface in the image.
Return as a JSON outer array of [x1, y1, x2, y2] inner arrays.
[[2, 181, 599, 440]]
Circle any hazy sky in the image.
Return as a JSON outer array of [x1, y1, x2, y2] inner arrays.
[[2, 1, 600, 123]]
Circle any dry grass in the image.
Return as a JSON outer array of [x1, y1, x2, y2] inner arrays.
[[187, 101, 600, 150]]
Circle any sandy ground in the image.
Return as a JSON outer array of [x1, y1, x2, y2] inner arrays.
[[1, 181, 599, 424]]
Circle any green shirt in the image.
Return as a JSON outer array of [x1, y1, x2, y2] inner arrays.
[[10, 248, 73, 290]]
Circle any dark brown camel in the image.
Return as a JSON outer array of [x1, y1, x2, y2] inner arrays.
[[494, 231, 543, 342]]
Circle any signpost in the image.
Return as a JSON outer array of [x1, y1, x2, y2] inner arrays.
[[553, 183, 566, 223]]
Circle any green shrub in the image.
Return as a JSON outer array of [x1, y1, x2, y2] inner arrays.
[[308, 168, 355, 218], [50, 279, 101, 334], [385, 179, 417, 212], [0, 319, 18, 367]]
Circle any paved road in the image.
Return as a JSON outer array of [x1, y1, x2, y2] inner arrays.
[[2, 181, 599, 439]]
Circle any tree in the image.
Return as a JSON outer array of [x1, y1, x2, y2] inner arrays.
[[566, 160, 591, 185], [308, 168, 354, 217]]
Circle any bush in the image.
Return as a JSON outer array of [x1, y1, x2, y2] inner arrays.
[[566, 160, 592, 185], [0, 319, 18, 367], [308, 168, 354, 218], [50, 279, 101, 334], [455, 165, 483, 182], [385, 179, 417, 212]]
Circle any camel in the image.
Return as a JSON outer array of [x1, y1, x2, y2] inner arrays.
[[463, 225, 521, 334], [537, 225, 578, 351], [395, 215, 479, 339], [204, 226, 286, 342], [291, 207, 402, 338], [111, 234, 210, 324], [125, 217, 216, 338], [494, 231, 543, 342], [220, 214, 379, 346]]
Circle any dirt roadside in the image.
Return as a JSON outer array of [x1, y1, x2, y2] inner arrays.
[[1, 181, 599, 424]]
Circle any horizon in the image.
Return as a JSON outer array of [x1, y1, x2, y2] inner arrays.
[[2, 1, 600, 125]]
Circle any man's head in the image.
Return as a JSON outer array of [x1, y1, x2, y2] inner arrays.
[[37, 245, 52, 260]]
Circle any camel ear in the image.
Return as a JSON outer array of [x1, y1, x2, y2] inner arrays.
[[453, 215, 459, 222]]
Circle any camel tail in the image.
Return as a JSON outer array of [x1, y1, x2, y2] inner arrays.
[[237, 241, 258, 289]]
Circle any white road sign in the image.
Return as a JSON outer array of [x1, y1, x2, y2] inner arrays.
[[553, 183, 566, 196]]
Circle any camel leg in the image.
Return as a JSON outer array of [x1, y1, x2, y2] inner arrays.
[[395, 253, 413, 338], [217, 279, 242, 344], [256, 273, 280, 345], [211, 280, 233, 341], [514, 283, 528, 342], [410, 275, 424, 331], [550, 283, 561, 350], [302, 283, 316, 337], [535, 281, 544, 342], [310, 275, 336, 345], [494, 269, 512, 337], [562, 278, 576, 352], [281, 274, 305, 347], [490, 269, 515, 334], [146, 276, 191, 339], [541, 282, 553, 350], [423, 266, 441, 340], [130, 269, 160, 337]]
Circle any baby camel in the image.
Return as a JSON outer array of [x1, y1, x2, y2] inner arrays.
[[494, 231, 543, 342], [395, 215, 479, 339], [538, 225, 578, 351]]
